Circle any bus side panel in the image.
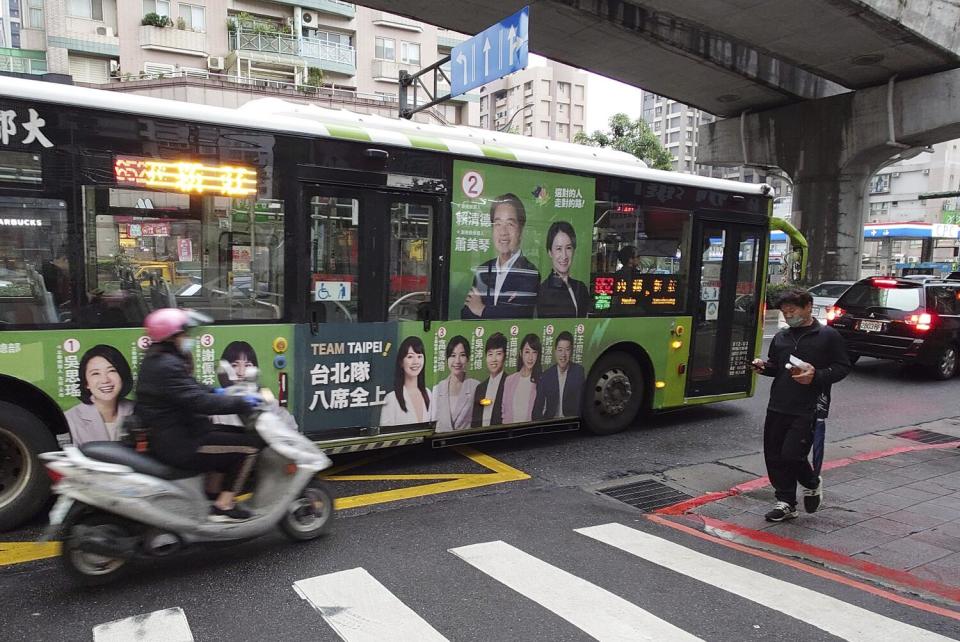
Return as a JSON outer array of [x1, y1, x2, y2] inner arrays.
[[0, 325, 294, 444]]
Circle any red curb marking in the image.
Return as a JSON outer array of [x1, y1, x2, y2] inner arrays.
[[655, 439, 960, 516], [647, 514, 960, 623], [691, 514, 960, 605]]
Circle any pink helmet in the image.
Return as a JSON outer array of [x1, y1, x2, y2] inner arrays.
[[144, 308, 209, 342]]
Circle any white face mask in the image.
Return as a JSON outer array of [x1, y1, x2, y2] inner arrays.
[[784, 315, 806, 328], [179, 337, 196, 354]]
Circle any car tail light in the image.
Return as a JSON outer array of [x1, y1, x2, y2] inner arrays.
[[905, 311, 935, 332], [872, 278, 899, 287], [826, 306, 844, 323]]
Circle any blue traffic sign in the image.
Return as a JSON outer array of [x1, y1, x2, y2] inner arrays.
[[450, 6, 529, 97]]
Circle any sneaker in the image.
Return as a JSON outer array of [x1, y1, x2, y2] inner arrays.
[[209, 504, 252, 522], [764, 501, 798, 522], [803, 476, 823, 513]]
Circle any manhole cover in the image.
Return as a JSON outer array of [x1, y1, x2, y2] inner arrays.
[[597, 479, 692, 512], [894, 428, 959, 445]]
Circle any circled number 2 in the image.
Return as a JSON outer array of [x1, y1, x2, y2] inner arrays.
[[462, 171, 484, 198]]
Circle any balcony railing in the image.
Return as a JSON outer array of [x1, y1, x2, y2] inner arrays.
[[230, 30, 356, 69], [140, 25, 208, 55], [372, 59, 420, 82]]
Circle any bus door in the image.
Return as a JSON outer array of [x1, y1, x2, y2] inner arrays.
[[299, 181, 444, 438], [686, 219, 766, 397]]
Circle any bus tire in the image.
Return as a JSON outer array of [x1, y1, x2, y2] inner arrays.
[[0, 402, 58, 532], [582, 351, 645, 436]]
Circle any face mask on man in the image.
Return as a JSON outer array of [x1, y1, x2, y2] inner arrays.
[[784, 315, 806, 328]]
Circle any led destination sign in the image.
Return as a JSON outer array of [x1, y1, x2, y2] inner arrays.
[[114, 156, 258, 196]]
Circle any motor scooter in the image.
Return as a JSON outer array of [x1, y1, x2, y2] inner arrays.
[[40, 362, 334, 585]]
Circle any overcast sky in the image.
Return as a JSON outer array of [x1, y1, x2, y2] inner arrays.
[[529, 54, 645, 135]]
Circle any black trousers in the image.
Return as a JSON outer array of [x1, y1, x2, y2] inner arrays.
[[763, 410, 819, 506], [179, 430, 264, 495]]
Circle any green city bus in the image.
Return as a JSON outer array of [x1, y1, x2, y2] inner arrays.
[[0, 76, 771, 530]]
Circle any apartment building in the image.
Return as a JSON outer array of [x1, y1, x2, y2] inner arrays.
[[1, 1, 479, 126], [640, 91, 770, 186], [477, 61, 587, 143]]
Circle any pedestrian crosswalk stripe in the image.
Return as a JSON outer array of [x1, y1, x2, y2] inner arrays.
[[577, 523, 955, 642], [293, 567, 450, 642], [449, 540, 703, 642], [92, 607, 193, 642]]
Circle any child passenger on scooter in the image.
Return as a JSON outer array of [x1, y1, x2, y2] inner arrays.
[[134, 308, 264, 522]]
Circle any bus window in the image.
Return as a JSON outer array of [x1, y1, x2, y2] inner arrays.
[[81, 186, 285, 324], [591, 203, 688, 315], [387, 200, 433, 321], [0, 196, 71, 325], [309, 196, 359, 322]]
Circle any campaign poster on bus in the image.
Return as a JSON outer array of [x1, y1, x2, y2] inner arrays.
[[425, 319, 587, 434], [0, 326, 293, 446], [449, 161, 596, 321]]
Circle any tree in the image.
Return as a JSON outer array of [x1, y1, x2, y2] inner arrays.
[[574, 113, 673, 171]]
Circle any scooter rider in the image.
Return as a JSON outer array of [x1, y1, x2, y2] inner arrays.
[[135, 308, 263, 522]]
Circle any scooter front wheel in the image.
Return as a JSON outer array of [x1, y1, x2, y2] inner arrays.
[[61, 508, 134, 586], [279, 480, 333, 542]]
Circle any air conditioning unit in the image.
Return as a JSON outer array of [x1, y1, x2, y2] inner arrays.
[[207, 56, 225, 71], [96, 26, 115, 37], [302, 11, 316, 26]]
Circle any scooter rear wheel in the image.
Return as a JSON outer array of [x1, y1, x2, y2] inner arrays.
[[61, 508, 133, 586], [279, 480, 333, 542]]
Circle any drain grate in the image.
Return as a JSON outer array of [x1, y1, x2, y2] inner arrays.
[[597, 479, 692, 512], [894, 428, 960, 445]]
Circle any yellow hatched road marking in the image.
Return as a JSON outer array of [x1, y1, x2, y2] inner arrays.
[[0, 447, 528, 568]]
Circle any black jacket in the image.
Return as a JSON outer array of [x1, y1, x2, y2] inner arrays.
[[536, 273, 590, 318], [461, 254, 540, 319], [759, 320, 850, 417], [471, 374, 506, 427], [134, 341, 249, 462], [532, 363, 585, 420]]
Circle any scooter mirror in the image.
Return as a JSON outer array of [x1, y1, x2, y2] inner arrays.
[[217, 360, 238, 382]]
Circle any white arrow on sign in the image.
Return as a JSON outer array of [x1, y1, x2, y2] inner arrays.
[[456, 51, 468, 81], [507, 25, 518, 64], [483, 37, 492, 76]]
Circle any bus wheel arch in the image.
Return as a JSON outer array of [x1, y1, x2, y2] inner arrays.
[[581, 344, 652, 436], [0, 377, 66, 531]]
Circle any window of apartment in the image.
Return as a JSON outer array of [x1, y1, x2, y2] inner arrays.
[[142, 0, 169, 18], [315, 31, 352, 47], [524, 81, 532, 92], [687, 115, 695, 128], [557, 82, 570, 98], [179, 4, 205, 32], [574, 84, 584, 102], [27, 0, 44, 29], [480, 115, 488, 128], [10, 22, 19, 48], [375, 37, 395, 61], [541, 79, 550, 94], [655, 106, 663, 117], [573, 105, 583, 121], [69, 0, 103, 20], [480, 96, 488, 111], [558, 123, 569, 138], [870, 173, 891, 194], [557, 103, 567, 116], [400, 42, 420, 65]]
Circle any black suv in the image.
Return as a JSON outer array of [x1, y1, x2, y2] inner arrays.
[[828, 277, 960, 379]]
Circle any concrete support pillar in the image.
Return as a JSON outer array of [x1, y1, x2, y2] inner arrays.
[[697, 68, 960, 283]]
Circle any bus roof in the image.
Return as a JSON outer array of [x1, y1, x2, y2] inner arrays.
[[1, 76, 768, 197]]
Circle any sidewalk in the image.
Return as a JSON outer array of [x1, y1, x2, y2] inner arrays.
[[654, 417, 960, 607]]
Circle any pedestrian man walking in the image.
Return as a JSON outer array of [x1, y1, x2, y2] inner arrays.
[[751, 288, 851, 522]]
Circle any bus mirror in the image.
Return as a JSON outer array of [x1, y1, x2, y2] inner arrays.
[[416, 302, 433, 322]]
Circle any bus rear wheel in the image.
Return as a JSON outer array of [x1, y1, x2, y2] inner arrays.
[[0, 401, 58, 532], [582, 351, 645, 436]]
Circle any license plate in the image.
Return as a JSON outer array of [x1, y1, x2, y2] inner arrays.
[[812, 306, 823, 317], [48, 496, 73, 526], [858, 320, 884, 332]]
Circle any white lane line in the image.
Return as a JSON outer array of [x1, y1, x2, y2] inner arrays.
[[577, 523, 955, 642], [449, 540, 702, 642], [92, 607, 193, 642], [294, 567, 449, 642]]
